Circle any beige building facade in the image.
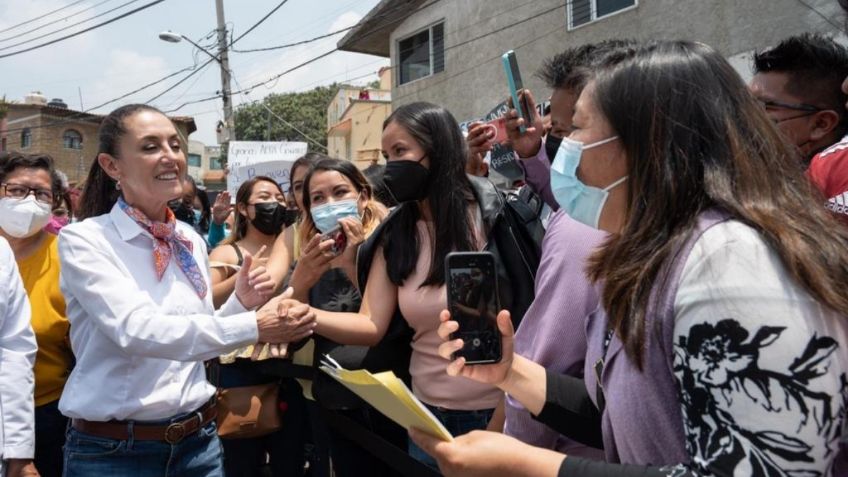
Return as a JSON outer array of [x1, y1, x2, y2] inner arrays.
[[1, 94, 196, 184], [327, 67, 393, 169]]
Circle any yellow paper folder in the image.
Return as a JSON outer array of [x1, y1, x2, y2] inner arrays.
[[319, 357, 453, 442]]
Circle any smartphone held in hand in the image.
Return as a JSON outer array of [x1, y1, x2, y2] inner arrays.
[[502, 50, 532, 133], [320, 226, 347, 257], [445, 252, 502, 364]]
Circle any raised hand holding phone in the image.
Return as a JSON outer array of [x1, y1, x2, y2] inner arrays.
[[445, 252, 502, 364], [505, 89, 545, 158], [437, 308, 514, 384]]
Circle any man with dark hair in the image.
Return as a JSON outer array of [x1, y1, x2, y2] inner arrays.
[[750, 33, 848, 162]]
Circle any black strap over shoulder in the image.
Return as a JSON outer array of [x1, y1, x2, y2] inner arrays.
[[230, 243, 244, 267]]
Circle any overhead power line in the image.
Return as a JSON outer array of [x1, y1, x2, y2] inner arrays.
[[231, 24, 357, 53], [0, 0, 143, 53], [229, 0, 289, 46], [0, 0, 118, 44], [0, 0, 88, 35], [0, 0, 167, 60]]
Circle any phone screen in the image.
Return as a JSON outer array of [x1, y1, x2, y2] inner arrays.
[[446, 253, 502, 364], [320, 226, 347, 257]]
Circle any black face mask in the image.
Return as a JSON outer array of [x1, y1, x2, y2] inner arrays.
[[283, 208, 299, 228], [545, 134, 563, 164], [383, 158, 429, 203], [168, 199, 195, 226], [251, 202, 287, 235]]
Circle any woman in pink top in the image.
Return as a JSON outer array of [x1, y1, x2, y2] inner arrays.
[[301, 102, 506, 467]]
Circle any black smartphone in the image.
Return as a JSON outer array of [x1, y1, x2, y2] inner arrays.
[[445, 251, 502, 364], [320, 226, 347, 257], [502, 50, 532, 133]]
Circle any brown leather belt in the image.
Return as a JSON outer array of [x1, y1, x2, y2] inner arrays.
[[71, 400, 217, 444]]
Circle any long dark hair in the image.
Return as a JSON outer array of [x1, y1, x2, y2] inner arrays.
[[78, 104, 173, 220], [300, 158, 384, 243], [222, 175, 284, 245], [586, 40, 848, 368], [382, 102, 474, 287]]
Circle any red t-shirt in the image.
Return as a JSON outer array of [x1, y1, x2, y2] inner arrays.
[[807, 134, 848, 224]]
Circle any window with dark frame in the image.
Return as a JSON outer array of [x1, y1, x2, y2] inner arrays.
[[569, 0, 636, 29], [209, 156, 223, 170], [63, 129, 83, 150], [187, 153, 202, 167], [398, 23, 445, 85], [21, 128, 32, 148]]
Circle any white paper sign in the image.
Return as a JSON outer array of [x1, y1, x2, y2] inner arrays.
[[226, 141, 308, 197]]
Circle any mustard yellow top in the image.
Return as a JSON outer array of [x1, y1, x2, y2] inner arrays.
[[17, 234, 73, 406]]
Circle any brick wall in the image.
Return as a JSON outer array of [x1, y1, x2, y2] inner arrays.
[[6, 110, 99, 184]]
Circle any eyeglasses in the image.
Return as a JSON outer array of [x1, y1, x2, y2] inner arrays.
[[757, 98, 824, 113], [1, 183, 53, 204]]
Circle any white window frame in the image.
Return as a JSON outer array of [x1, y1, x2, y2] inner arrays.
[[396, 21, 445, 86], [63, 129, 83, 150], [21, 128, 32, 149], [567, 0, 638, 31]]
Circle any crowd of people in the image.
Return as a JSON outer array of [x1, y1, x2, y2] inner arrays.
[[2, 9, 848, 477]]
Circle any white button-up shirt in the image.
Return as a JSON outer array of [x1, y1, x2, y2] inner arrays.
[[57, 203, 258, 421], [0, 237, 37, 461]]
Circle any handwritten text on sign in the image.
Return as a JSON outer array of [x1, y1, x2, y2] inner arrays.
[[226, 141, 308, 197]]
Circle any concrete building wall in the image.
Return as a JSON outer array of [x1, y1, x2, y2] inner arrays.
[[387, 0, 845, 123]]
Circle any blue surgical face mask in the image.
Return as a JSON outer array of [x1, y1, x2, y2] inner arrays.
[[192, 209, 202, 225], [550, 135, 627, 229], [310, 198, 361, 234]]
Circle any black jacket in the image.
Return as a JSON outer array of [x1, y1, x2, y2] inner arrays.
[[312, 175, 543, 408]]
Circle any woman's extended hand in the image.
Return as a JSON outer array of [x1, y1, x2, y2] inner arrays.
[[211, 191, 232, 225], [255, 288, 317, 344], [338, 217, 365, 251], [408, 428, 564, 477], [234, 245, 275, 310], [289, 233, 336, 295], [436, 309, 515, 387]]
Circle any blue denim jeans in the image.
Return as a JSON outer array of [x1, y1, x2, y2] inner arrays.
[[408, 405, 494, 469], [63, 417, 224, 477]]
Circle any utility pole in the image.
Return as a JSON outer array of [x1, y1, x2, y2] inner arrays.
[[215, 0, 236, 147]]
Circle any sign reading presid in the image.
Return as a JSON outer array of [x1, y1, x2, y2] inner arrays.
[[226, 141, 308, 197]]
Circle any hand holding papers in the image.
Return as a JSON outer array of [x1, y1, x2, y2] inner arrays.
[[319, 356, 453, 441]]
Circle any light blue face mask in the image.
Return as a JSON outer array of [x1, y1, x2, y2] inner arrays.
[[550, 135, 627, 229], [310, 198, 361, 233]]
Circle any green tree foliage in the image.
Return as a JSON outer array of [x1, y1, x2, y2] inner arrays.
[[234, 83, 340, 152]]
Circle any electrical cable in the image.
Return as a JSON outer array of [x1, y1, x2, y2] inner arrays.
[[0, 0, 89, 35], [0, 0, 118, 44], [0, 0, 143, 52], [0, 0, 168, 60]]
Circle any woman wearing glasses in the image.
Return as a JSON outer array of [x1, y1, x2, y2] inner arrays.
[[0, 151, 73, 477]]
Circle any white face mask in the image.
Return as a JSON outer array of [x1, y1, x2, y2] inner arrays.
[[0, 196, 53, 238]]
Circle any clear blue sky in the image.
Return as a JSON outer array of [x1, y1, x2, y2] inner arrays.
[[0, 0, 388, 145]]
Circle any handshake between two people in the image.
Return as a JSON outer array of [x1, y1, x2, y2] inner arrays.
[[232, 245, 316, 360]]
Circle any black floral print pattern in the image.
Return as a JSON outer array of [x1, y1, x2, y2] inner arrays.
[[673, 319, 847, 476]]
